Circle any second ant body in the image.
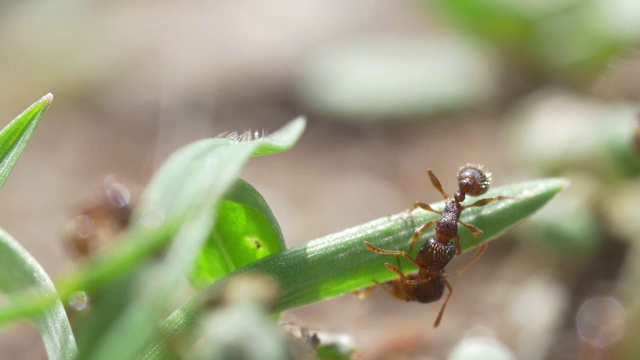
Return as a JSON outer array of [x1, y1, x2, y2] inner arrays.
[[364, 164, 507, 327]]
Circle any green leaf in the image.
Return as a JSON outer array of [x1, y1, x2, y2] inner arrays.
[[218, 177, 568, 309], [0, 118, 306, 329], [146, 177, 567, 358], [82, 118, 305, 360], [191, 178, 286, 289], [134, 118, 306, 225], [434, 0, 536, 43], [0, 228, 77, 360], [0, 93, 52, 189]]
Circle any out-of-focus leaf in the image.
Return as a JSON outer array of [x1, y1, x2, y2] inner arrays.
[[0, 228, 76, 360], [84, 118, 305, 360], [297, 37, 496, 119], [432, 0, 640, 76], [0, 117, 305, 360], [191, 178, 286, 289], [507, 91, 640, 179]]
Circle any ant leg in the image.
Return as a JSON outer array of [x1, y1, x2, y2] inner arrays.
[[463, 196, 509, 209], [364, 242, 422, 269], [450, 243, 487, 277], [433, 277, 453, 328], [409, 220, 438, 253], [412, 202, 442, 215], [355, 256, 404, 299], [384, 263, 417, 285], [427, 170, 450, 201], [395, 255, 403, 273], [353, 285, 375, 299], [453, 235, 462, 255], [458, 220, 484, 239]]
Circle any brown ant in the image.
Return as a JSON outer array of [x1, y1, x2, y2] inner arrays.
[[358, 251, 452, 326], [63, 175, 132, 257], [364, 164, 507, 327]]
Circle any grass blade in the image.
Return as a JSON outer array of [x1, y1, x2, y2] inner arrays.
[[0, 118, 306, 330], [85, 118, 306, 360], [0, 228, 76, 360], [0, 93, 52, 189], [144, 177, 568, 358]]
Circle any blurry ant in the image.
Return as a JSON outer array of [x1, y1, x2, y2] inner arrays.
[[63, 175, 132, 257], [364, 164, 507, 327]]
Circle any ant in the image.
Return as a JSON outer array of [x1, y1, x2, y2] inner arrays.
[[63, 175, 132, 257], [357, 251, 452, 326], [364, 164, 507, 327]]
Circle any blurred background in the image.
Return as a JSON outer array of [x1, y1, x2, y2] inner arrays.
[[1, 0, 640, 359]]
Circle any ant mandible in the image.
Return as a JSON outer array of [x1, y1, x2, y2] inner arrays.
[[364, 164, 508, 327]]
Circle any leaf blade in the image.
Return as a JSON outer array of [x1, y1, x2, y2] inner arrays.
[[0, 228, 77, 360], [0, 93, 52, 189], [191, 178, 286, 288], [86, 117, 305, 360], [146, 177, 567, 359]]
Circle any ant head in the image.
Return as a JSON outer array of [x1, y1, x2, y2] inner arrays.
[[457, 164, 491, 196]]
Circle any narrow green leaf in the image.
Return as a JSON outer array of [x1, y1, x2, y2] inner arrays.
[[214, 177, 568, 310], [0, 93, 52, 189], [86, 118, 305, 360], [0, 228, 77, 360], [144, 177, 567, 359], [192, 178, 286, 288], [134, 117, 306, 224], [0, 118, 306, 329]]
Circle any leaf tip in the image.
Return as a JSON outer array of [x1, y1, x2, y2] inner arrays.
[[42, 93, 54, 104], [559, 177, 571, 188], [283, 116, 306, 137], [550, 177, 571, 193]]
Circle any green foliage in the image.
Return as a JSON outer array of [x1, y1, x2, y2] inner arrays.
[[147, 177, 567, 358], [0, 229, 77, 360], [0, 98, 566, 359], [72, 118, 306, 360], [0, 94, 77, 359], [0, 93, 52, 189], [192, 178, 286, 288], [431, 0, 640, 76]]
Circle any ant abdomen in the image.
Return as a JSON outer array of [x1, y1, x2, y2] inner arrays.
[[457, 164, 491, 197], [380, 273, 444, 303], [413, 276, 445, 303]]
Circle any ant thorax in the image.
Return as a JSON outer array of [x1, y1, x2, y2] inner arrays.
[[435, 201, 462, 242]]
